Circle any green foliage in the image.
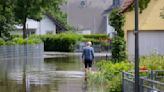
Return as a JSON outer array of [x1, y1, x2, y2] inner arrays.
[[140, 54, 164, 70], [139, 0, 150, 13], [40, 32, 82, 52], [88, 61, 133, 92], [49, 11, 74, 31], [111, 36, 127, 62], [0, 0, 15, 39], [0, 36, 42, 46], [82, 34, 109, 45], [5, 41, 16, 45], [12, 37, 26, 44], [83, 34, 108, 39], [0, 38, 5, 45], [14, 0, 65, 38], [127, 0, 151, 13], [26, 38, 42, 45], [109, 9, 127, 62], [109, 9, 125, 38]]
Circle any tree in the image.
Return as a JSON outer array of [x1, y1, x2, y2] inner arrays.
[[111, 36, 126, 62], [0, 0, 15, 39], [109, 9, 127, 62], [109, 9, 125, 38], [14, 0, 64, 38]]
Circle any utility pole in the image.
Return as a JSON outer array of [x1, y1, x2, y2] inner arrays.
[[134, 0, 139, 92]]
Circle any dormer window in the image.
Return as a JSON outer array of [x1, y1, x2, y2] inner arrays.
[[81, 0, 86, 8]]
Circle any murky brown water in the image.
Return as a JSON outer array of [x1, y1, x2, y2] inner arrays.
[[0, 55, 106, 92]]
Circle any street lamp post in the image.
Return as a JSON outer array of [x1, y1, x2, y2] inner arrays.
[[134, 0, 139, 92]]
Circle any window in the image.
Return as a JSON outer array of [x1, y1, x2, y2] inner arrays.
[[81, 0, 86, 8]]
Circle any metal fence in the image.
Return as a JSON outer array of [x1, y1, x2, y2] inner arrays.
[[122, 70, 164, 92], [0, 44, 44, 61]]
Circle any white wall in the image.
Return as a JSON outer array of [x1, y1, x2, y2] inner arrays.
[[106, 16, 115, 38], [15, 16, 56, 35], [77, 30, 91, 34], [127, 31, 164, 60], [36, 16, 56, 35]]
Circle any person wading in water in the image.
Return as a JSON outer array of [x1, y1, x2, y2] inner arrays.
[[82, 41, 94, 72]]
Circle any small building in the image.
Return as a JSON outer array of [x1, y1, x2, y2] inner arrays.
[[13, 14, 68, 36]]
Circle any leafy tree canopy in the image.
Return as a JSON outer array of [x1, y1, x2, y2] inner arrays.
[[14, 0, 65, 38], [109, 9, 125, 38], [0, 0, 15, 39]]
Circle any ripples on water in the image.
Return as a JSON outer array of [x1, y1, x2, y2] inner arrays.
[[0, 45, 106, 92]]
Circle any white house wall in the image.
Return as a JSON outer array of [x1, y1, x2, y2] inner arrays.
[[36, 16, 56, 35], [127, 31, 164, 60], [26, 19, 39, 29]]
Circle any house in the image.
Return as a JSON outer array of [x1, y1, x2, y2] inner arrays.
[[13, 14, 68, 36], [61, 0, 119, 35], [123, 0, 164, 59]]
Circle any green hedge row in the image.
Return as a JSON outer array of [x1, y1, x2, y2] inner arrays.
[[40, 33, 109, 52], [83, 34, 108, 39], [82, 34, 109, 45], [0, 33, 109, 52], [40, 32, 82, 52], [0, 36, 42, 46]]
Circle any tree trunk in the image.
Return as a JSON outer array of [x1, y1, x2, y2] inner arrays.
[[0, 30, 2, 37], [23, 18, 27, 38]]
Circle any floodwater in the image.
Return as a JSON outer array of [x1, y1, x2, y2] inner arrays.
[[0, 54, 106, 92]]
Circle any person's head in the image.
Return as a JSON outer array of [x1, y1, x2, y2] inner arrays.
[[86, 41, 92, 46]]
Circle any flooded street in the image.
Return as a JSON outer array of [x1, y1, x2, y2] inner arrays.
[[0, 54, 105, 92]]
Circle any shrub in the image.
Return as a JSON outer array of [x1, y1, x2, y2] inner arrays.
[[88, 61, 133, 92], [111, 36, 127, 62], [82, 34, 109, 46], [140, 54, 164, 70], [12, 37, 26, 44], [5, 41, 16, 45], [0, 38, 5, 45], [0, 35, 43, 46], [109, 9, 125, 38], [28, 35, 43, 44], [40, 32, 82, 52], [83, 34, 108, 39]]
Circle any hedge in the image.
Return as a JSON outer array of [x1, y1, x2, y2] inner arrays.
[[40, 32, 82, 52], [0, 36, 42, 46], [82, 34, 109, 45], [83, 34, 108, 39]]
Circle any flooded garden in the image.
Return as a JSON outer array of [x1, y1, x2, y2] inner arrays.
[[0, 44, 107, 92]]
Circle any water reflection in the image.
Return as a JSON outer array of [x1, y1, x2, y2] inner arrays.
[[0, 54, 105, 92]]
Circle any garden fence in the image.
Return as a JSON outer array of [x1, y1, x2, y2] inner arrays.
[[122, 70, 164, 92], [0, 44, 44, 61]]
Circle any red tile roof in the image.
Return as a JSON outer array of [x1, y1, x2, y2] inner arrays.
[[121, 0, 134, 12]]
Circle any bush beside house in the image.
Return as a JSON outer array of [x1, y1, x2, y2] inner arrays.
[[40, 32, 82, 52], [0, 36, 42, 46]]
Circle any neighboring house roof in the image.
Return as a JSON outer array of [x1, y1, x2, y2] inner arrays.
[[61, 0, 113, 34], [103, 0, 133, 14], [121, 0, 133, 12], [15, 14, 68, 33], [45, 14, 68, 32]]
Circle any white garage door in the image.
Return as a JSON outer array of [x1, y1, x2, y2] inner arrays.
[[127, 31, 164, 59]]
